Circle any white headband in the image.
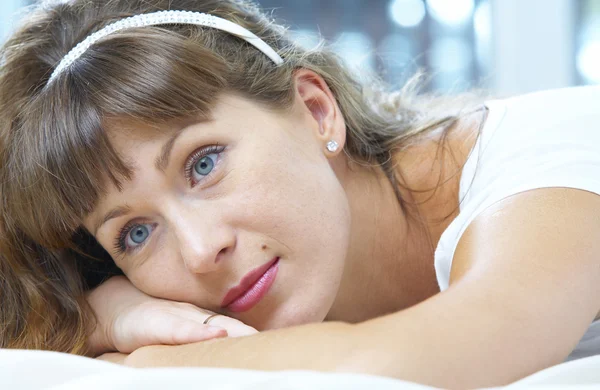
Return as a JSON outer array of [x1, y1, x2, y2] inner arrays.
[[48, 10, 284, 84]]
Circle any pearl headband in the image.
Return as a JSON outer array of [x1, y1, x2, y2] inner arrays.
[[47, 10, 284, 84]]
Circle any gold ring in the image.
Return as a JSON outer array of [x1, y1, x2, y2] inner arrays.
[[203, 313, 221, 325]]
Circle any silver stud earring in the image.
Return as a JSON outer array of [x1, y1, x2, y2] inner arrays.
[[326, 140, 339, 153]]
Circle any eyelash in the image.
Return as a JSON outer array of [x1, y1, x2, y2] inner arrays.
[[112, 144, 226, 255], [184, 144, 226, 186], [113, 220, 151, 255]]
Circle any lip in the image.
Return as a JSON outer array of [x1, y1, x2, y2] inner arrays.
[[221, 257, 279, 313]]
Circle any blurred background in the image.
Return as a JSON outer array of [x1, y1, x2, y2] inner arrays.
[[1, 0, 599, 97]]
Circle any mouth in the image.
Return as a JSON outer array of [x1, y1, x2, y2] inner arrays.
[[221, 257, 280, 313]]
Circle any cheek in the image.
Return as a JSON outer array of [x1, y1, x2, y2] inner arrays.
[[123, 253, 200, 303], [231, 142, 351, 264]]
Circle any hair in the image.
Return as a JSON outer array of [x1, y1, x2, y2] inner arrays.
[[0, 0, 484, 354]]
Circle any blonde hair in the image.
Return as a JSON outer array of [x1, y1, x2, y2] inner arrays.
[[0, 0, 483, 353]]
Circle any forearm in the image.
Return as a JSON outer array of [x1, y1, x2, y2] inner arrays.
[[125, 305, 479, 387], [124, 310, 489, 388], [126, 320, 358, 371], [123, 284, 574, 389], [124, 312, 513, 389]]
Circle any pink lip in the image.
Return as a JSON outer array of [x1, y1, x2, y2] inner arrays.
[[221, 257, 279, 313]]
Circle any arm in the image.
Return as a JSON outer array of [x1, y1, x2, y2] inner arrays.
[[125, 188, 600, 389]]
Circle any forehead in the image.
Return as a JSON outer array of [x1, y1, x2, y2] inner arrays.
[[104, 115, 200, 150], [104, 94, 288, 147]]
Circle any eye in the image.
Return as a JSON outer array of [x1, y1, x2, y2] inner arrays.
[[194, 153, 216, 177], [185, 145, 225, 186], [129, 225, 150, 244], [114, 222, 155, 254]]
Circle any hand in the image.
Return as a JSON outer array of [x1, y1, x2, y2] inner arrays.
[[86, 276, 257, 356]]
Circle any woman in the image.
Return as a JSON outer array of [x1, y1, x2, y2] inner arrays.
[[1, 0, 599, 388]]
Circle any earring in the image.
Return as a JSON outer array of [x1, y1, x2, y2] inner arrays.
[[326, 140, 339, 153]]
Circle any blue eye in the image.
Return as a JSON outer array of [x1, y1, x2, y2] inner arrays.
[[115, 222, 154, 254], [129, 224, 150, 244], [194, 153, 217, 177], [185, 145, 225, 186]]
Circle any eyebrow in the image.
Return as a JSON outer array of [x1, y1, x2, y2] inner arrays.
[[93, 204, 132, 236], [154, 127, 186, 172], [155, 116, 214, 171]]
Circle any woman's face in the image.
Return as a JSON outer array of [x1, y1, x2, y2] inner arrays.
[[84, 75, 351, 330]]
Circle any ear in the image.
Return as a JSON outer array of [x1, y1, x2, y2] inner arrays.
[[292, 69, 346, 157]]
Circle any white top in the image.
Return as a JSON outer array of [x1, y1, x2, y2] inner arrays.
[[434, 85, 600, 361]]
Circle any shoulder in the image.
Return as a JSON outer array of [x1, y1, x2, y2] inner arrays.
[[446, 187, 600, 359], [451, 187, 600, 310], [434, 87, 600, 291]]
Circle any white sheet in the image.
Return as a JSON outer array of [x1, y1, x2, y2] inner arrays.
[[2, 349, 600, 390]]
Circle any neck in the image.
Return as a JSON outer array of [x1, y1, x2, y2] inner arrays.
[[325, 162, 439, 323], [327, 112, 482, 323]]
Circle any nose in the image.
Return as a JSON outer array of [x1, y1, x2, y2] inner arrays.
[[169, 206, 236, 274]]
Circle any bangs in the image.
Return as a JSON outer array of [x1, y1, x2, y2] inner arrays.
[[72, 28, 229, 120], [4, 28, 234, 247]]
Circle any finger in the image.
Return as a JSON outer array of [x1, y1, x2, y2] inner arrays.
[[204, 315, 258, 337], [162, 304, 258, 338], [141, 317, 227, 348], [166, 321, 228, 345]]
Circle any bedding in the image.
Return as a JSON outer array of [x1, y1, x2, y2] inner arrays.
[[1, 349, 599, 389]]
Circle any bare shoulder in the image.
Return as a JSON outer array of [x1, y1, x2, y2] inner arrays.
[[450, 187, 600, 320]]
